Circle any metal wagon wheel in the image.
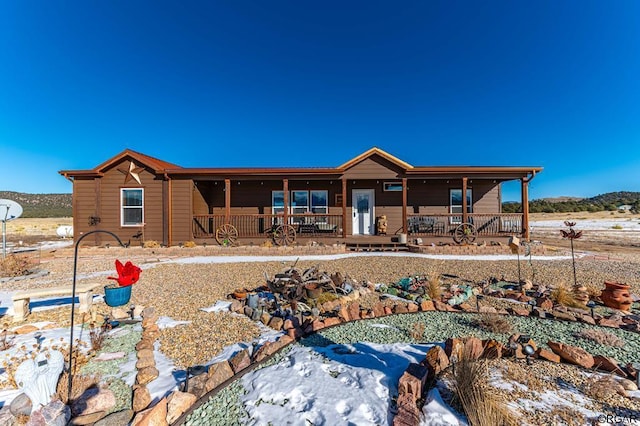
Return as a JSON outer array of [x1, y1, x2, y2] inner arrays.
[[453, 223, 477, 245], [215, 224, 238, 246], [273, 224, 296, 246]]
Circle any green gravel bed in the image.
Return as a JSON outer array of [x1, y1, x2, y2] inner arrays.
[[80, 325, 141, 413], [182, 312, 640, 425], [184, 346, 293, 426], [305, 312, 640, 365]]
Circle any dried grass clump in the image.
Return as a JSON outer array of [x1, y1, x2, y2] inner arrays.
[[453, 346, 517, 426], [409, 322, 426, 340], [550, 283, 582, 308], [183, 240, 197, 248], [426, 271, 443, 301], [574, 328, 625, 348], [472, 313, 513, 334], [143, 240, 160, 248], [56, 371, 100, 405], [0, 254, 32, 277]]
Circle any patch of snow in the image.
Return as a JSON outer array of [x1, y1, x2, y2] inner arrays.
[[156, 316, 191, 329], [200, 300, 232, 312], [420, 388, 468, 426]]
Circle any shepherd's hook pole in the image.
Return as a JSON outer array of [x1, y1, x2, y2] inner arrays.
[[68, 230, 124, 402]]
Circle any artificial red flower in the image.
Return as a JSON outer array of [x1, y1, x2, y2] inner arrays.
[[107, 260, 141, 287]]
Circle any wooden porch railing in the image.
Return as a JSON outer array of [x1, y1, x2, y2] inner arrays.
[[406, 213, 523, 237], [192, 214, 343, 239]]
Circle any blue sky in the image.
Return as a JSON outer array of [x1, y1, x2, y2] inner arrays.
[[1, 1, 639, 201]]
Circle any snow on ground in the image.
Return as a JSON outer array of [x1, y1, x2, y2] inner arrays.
[[241, 342, 438, 426]]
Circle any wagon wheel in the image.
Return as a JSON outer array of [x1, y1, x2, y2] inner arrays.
[[215, 224, 238, 246], [453, 223, 477, 245], [273, 224, 296, 246]]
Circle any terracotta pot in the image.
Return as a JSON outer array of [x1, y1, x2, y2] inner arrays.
[[233, 289, 247, 300], [600, 281, 632, 311]]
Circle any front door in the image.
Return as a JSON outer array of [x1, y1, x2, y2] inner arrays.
[[352, 189, 375, 235]]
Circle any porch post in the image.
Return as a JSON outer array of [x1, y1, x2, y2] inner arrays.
[[224, 179, 231, 223], [521, 178, 530, 240], [341, 178, 347, 238], [462, 177, 468, 224], [402, 178, 408, 234], [283, 179, 289, 224]]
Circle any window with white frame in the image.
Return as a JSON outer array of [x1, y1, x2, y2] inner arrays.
[[272, 190, 328, 223], [121, 188, 144, 226], [450, 188, 472, 224]]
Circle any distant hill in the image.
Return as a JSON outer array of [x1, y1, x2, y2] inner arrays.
[[503, 191, 640, 213], [0, 191, 72, 218]]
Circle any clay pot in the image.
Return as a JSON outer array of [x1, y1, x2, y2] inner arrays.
[[600, 281, 633, 311], [233, 289, 247, 300]]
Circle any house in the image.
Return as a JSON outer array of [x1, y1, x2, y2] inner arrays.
[[59, 148, 542, 247]]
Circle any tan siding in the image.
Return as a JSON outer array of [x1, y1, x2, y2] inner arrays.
[[342, 157, 403, 179], [171, 179, 193, 244]]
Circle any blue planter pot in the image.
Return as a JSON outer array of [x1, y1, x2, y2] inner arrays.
[[104, 285, 132, 307]]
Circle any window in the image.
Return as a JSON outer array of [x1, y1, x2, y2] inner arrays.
[[121, 188, 144, 226], [272, 190, 329, 223], [383, 182, 403, 191], [450, 189, 472, 224], [311, 190, 328, 223]]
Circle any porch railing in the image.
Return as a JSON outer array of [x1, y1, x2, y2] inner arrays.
[[406, 213, 523, 237], [193, 214, 343, 239]]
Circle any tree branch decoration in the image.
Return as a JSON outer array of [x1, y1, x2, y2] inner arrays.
[[560, 221, 582, 288]]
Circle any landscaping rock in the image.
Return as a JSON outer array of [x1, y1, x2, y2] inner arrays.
[[131, 398, 168, 426], [25, 400, 70, 426], [423, 346, 449, 375], [229, 349, 251, 374], [111, 308, 129, 319], [593, 355, 627, 377], [267, 316, 284, 331], [482, 340, 504, 359], [94, 409, 133, 426], [323, 317, 341, 327], [444, 338, 464, 361], [166, 391, 197, 424], [13, 325, 38, 335], [547, 341, 594, 368], [136, 366, 160, 385], [71, 387, 116, 417], [393, 303, 408, 314], [348, 303, 361, 320], [419, 300, 435, 311], [393, 393, 421, 426], [373, 302, 386, 317], [132, 385, 151, 412], [463, 337, 483, 360], [9, 392, 32, 416], [397, 363, 428, 402], [205, 361, 234, 392], [535, 348, 561, 363], [69, 411, 106, 425]]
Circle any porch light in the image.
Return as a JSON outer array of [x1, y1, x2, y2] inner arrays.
[[475, 294, 484, 311], [528, 299, 536, 312]]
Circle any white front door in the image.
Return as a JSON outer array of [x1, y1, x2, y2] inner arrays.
[[352, 189, 375, 235]]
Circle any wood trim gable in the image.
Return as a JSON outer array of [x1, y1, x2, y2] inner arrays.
[[337, 147, 413, 171]]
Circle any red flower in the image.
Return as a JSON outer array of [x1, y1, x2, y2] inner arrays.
[[107, 260, 141, 287]]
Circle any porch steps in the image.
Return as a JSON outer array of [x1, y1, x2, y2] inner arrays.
[[346, 242, 409, 252]]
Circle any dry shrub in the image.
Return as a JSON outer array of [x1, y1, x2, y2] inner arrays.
[[583, 375, 626, 401], [426, 271, 442, 301], [550, 283, 581, 308], [409, 322, 425, 340], [89, 322, 111, 352], [183, 240, 197, 248], [0, 324, 15, 351], [472, 313, 513, 334], [143, 240, 160, 248], [316, 291, 338, 305], [574, 328, 624, 347], [0, 254, 31, 277], [56, 370, 100, 405], [453, 346, 517, 426]]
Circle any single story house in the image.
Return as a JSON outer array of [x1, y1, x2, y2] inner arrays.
[[59, 147, 542, 247]]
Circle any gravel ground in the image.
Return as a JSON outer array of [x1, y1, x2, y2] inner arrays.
[[3, 244, 640, 368]]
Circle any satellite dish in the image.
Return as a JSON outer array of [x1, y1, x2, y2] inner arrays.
[[0, 199, 23, 222]]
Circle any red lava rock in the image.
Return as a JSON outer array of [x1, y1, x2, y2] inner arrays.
[[423, 346, 450, 375], [397, 363, 428, 402]]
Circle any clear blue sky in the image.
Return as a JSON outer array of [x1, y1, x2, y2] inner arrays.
[[1, 1, 639, 201]]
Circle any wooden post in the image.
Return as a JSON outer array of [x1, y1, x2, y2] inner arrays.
[[341, 178, 347, 238], [402, 178, 408, 234], [283, 179, 289, 224], [461, 177, 468, 225], [224, 179, 231, 223], [521, 178, 530, 240]]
